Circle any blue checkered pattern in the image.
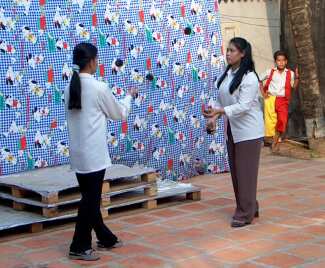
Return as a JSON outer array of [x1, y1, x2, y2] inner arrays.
[[0, 0, 228, 179]]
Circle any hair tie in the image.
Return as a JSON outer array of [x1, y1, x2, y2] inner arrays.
[[72, 64, 80, 72]]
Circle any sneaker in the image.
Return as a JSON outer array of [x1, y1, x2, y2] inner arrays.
[[230, 220, 251, 228], [97, 239, 123, 250], [68, 249, 100, 261]]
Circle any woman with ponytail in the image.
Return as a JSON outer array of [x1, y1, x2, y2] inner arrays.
[[65, 43, 137, 261], [203, 37, 264, 228]]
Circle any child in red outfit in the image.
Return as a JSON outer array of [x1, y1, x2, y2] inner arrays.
[[260, 51, 299, 151]]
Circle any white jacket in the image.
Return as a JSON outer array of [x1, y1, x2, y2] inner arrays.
[[212, 68, 264, 143], [65, 73, 132, 173]]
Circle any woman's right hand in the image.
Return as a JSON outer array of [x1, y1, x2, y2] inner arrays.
[[202, 108, 220, 118], [206, 118, 217, 135]]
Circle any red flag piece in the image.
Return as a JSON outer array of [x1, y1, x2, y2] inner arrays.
[[167, 159, 173, 171], [187, 50, 192, 64], [148, 104, 153, 113], [163, 114, 168, 126], [121, 121, 128, 134], [180, 2, 186, 17], [92, 13, 97, 27], [146, 57, 152, 70], [99, 63, 105, 77], [40, 14, 46, 30], [20, 135, 27, 150], [214, 0, 219, 12], [40, 0, 46, 6], [48, 65, 54, 83], [201, 104, 206, 113], [139, 9, 145, 24]]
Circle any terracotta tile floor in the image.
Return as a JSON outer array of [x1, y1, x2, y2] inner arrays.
[[1, 149, 325, 267]]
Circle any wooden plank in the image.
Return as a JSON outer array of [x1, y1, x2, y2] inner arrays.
[[55, 192, 80, 204], [109, 180, 145, 192], [0, 185, 202, 236], [11, 187, 25, 198], [143, 199, 157, 209], [42, 208, 59, 218], [102, 182, 110, 193], [13, 202, 25, 211], [101, 196, 111, 206], [141, 173, 158, 183], [29, 223, 43, 233], [110, 194, 146, 206], [186, 191, 201, 201], [144, 185, 157, 197], [100, 208, 109, 219], [42, 193, 59, 204]]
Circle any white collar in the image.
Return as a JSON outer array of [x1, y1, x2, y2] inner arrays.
[[227, 67, 239, 76], [274, 68, 288, 73], [79, 73, 94, 79]]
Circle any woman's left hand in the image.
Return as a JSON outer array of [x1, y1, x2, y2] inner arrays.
[[202, 108, 224, 118]]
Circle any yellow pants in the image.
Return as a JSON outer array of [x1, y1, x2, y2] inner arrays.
[[264, 96, 277, 137]]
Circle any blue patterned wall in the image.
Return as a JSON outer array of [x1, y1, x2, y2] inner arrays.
[[0, 0, 228, 179]]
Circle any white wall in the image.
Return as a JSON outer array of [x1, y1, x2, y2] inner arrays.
[[219, 0, 281, 74]]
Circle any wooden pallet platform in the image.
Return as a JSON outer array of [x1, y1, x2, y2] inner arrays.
[[0, 184, 201, 237], [0, 170, 158, 205], [0, 182, 158, 218], [0, 164, 159, 218]]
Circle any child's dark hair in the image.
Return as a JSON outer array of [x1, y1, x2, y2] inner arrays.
[[273, 50, 288, 61], [217, 37, 259, 94], [69, 42, 98, 110]]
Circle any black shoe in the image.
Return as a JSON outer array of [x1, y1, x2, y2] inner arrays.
[[96, 239, 123, 251], [255, 201, 259, 218], [231, 220, 251, 228], [68, 249, 100, 261]]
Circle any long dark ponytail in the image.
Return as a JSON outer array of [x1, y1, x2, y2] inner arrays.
[[217, 37, 259, 94], [69, 42, 98, 110]]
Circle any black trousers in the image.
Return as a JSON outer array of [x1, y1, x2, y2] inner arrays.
[[227, 124, 262, 223], [70, 169, 117, 252]]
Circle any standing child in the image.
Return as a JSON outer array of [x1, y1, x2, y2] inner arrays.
[[260, 50, 299, 151]]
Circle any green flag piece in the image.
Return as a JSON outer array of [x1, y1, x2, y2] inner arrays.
[[47, 33, 56, 52], [192, 66, 199, 82], [0, 92, 4, 111], [98, 29, 106, 48], [26, 152, 35, 170], [54, 85, 62, 104], [126, 136, 133, 152], [168, 127, 175, 144], [145, 25, 153, 43]]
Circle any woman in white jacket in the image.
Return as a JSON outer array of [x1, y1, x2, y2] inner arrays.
[[65, 43, 137, 260], [203, 37, 264, 228]]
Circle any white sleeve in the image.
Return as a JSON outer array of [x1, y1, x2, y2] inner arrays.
[[97, 85, 132, 120], [224, 73, 259, 118]]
